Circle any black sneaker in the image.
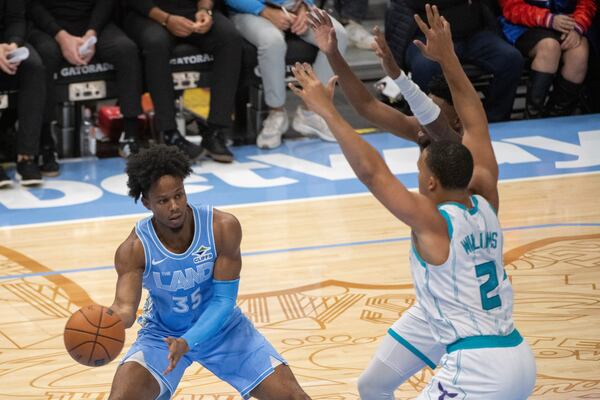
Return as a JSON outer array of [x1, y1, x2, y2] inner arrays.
[[118, 133, 141, 158], [16, 159, 43, 186], [0, 165, 13, 188], [39, 147, 60, 177], [163, 130, 204, 160], [201, 129, 234, 163]]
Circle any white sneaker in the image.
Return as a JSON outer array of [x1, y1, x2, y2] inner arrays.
[[257, 109, 289, 149], [346, 20, 375, 50], [292, 107, 336, 142]]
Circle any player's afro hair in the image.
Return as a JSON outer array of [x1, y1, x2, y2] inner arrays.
[[126, 144, 192, 202], [425, 141, 473, 190]]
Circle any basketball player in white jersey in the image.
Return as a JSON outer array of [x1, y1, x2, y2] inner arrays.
[[289, 5, 536, 399]]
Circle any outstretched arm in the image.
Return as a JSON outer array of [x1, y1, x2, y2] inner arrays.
[[308, 8, 461, 145], [289, 62, 449, 263], [413, 5, 499, 210], [110, 229, 145, 329], [308, 8, 421, 142]]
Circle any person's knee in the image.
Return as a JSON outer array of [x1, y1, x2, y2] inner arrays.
[[505, 46, 524, 69], [565, 37, 589, 65], [534, 38, 561, 61], [358, 371, 388, 400], [140, 30, 171, 57], [34, 42, 62, 71], [357, 372, 371, 396], [495, 47, 524, 78], [19, 47, 45, 75], [113, 37, 140, 59], [259, 34, 287, 55]]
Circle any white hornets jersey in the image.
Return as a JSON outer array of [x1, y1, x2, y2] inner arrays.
[[410, 194, 514, 345]]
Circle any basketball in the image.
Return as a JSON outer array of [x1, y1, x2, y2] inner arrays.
[[64, 304, 125, 367]]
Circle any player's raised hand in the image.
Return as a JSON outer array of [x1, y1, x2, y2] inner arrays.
[[371, 26, 402, 79], [163, 337, 189, 375], [413, 4, 455, 64], [288, 62, 338, 117], [308, 7, 337, 55]]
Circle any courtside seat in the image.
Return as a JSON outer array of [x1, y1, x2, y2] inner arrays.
[[54, 45, 215, 104], [53, 44, 215, 156], [54, 59, 117, 103], [169, 44, 215, 91], [0, 88, 17, 111]]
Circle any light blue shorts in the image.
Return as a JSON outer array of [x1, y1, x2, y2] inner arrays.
[[121, 309, 286, 399]]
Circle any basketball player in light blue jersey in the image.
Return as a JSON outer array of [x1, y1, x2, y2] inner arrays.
[[291, 5, 536, 399], [107, 144, 310, 400]]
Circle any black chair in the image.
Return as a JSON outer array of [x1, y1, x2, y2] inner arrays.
[[52, 41, 217, 157]]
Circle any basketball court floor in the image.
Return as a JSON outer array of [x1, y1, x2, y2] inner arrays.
[[0, 113, 599, 399]]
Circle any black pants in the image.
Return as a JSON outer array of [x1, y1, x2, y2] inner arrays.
[[28, 22, 143, 126], [124, 11, 242, 131], [0, 43, 45, 156]]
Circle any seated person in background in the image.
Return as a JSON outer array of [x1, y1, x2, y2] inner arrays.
[[124, 0, 243, 163], [27, 0, 144, 166], [586, 11, 600, 113], [225, 0, 348, 149], [500, 0, 597, 117], [398, 0, 524, 122], [334, 0, 375, 49], [0, 0, 45, 186]]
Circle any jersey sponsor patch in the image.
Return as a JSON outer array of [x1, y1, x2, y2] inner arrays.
[[193, 245, 213, 264]]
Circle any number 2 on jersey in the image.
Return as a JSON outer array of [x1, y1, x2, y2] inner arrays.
[[172, 288, 202, 313], [475, 261, 502, 310]]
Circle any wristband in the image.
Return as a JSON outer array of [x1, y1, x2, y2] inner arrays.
[[181, 279, 239, 349], [393, 71, 440, 126]]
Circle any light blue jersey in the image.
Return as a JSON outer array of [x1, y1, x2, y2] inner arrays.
[[135, 204, 235, 336], [123, 204, 286, 399], [410, 195, 515, 345]]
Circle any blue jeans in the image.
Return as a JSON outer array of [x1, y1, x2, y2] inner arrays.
[[406, 30, 524, 122]]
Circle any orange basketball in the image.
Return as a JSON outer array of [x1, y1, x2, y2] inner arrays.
[[64, 304, 125, 367]]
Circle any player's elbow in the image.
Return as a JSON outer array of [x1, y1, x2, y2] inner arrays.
[[355, 164, 378, 186]]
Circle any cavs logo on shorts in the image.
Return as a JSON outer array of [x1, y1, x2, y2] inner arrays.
[[193, 245, 213, 264]]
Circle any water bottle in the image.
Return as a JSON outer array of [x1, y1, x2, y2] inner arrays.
[[175, 98, 186, 137], [80, 107, 96, 157]]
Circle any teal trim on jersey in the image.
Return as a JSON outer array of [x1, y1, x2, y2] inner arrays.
[[438, 209, 454, 239], [453, 350, 462, 385], [440, 201, 467, 210], [387, 329, 437, 369], [446, 329, 523, 353], [469, 195, 479, 215], [439, 196, 478, 215], [411, 244, 427, 268]]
